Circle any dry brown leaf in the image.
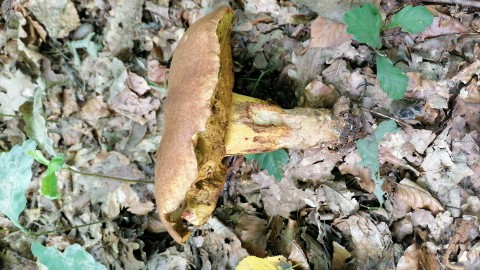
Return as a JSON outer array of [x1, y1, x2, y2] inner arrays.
[[234, 213, 267, 257], [0, 69, 36, 116], [147, 59, 169, 86], [428, 211, 454, 242], [78, 56, 128, 103], [396, 244, 433, 270], [316, 182, 358, 216], [110, 88, 160, 127], [333, 214, 394, 269], [146, 247, 190, 269], [332, 241, 352, 270], [295, 0, 375, 23], [26, 0, 80, 39], [460, 78, 480, 103], [458, 242, 480, 269], [127, 72, 150, 96], [393, 179, 444, 214], [462, 196, 480, 226], [391, 217, 413, 242], [80, 96, 110, 126], [338, 148, 374, 192], [197, 217, 249, 269], [411, 209, 435, 228], [285, 148, 342, 185], [403, 127, 436, 155], [309, 17, 351, 49], [252, 171, 315, 218], [106, 183, 155, 216], [420, 127, 473, 217], [443, 218, 480, 269], [301, 79, 340, 108], [419, 14, 469, 40], [103, 0, 144, 57], [273, 219, 309, 269], [379, 132, 420, 175]]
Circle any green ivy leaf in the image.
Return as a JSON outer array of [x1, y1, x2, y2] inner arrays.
[[386, 5, 433, 34], [376, 55, 409, 99], [356, 120, 399, 205], [31, 242, 106, 270], [19, 78, 56, 156], [344, 3, 383, 49], [245, 149, 289, 181], [0, 140, 37, 230]]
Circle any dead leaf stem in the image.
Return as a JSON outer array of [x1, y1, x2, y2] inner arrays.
[[67, 166, 154, 184]]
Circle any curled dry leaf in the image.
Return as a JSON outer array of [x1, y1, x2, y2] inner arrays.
[[396, 244, 430, 270], [333, 214, 394, 269], [393, 179, 444, 214]]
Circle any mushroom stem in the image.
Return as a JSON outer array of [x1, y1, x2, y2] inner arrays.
[[225, 93, 347, 155]]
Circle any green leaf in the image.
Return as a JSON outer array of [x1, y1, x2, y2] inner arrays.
[[344, 3, 383, 49], [376, 55, 409, 99], [31, 242, 106, 270], [356, 120, 399, 205], [386, 5, 433, 34], [28, 149, 50, 166], [19, 78, 56, 156], [41, 154, 65, 199], [0, 140, 37, 230], [245, 149, 289, 181]]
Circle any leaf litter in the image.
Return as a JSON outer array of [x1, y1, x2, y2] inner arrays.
[[1, 0, 480, 269]]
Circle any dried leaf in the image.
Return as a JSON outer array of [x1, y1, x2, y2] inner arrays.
[[309, 17, 351, 48], [317, 182, 359, 216], [393, 179, 444, 214], [19, 79, 56, 156], [0, 69, 36, 116], [333, 214, 394, 269], [419, 14, 468, 40], [332, 241, 352, 270], [103, 0, 144, 57], [26, 0, 80, 39], [252, 171, 315, 218], [234, 213, 267, 257], [396, 244, 428, 270]]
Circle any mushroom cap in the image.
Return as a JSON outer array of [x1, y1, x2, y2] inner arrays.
[[155, 6, 234, 243]]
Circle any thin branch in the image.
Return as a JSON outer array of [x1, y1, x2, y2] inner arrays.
[[28, 216, 121, 237], [361, 107, 410, 127], [67, 166, 154, 184], [421, 0, 480, 8]]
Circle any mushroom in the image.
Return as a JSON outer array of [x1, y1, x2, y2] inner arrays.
[[155, 6, 352, 243]]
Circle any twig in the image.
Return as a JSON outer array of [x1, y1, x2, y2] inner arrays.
[[67, 166, 154, 184], [421, 0, 480, 8], [28, 216, 121, 237], [361, 107, 410, 127]]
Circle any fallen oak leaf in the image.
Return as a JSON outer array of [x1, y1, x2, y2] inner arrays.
[[393, 178, 444, 214]]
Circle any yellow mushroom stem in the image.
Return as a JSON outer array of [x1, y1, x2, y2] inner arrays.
[[225, 93, 347, 155]]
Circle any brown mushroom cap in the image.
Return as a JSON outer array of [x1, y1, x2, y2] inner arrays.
[[155, 7, 234, 243]]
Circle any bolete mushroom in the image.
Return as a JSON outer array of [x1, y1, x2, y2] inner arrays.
[[155, 6, 351, 243]]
